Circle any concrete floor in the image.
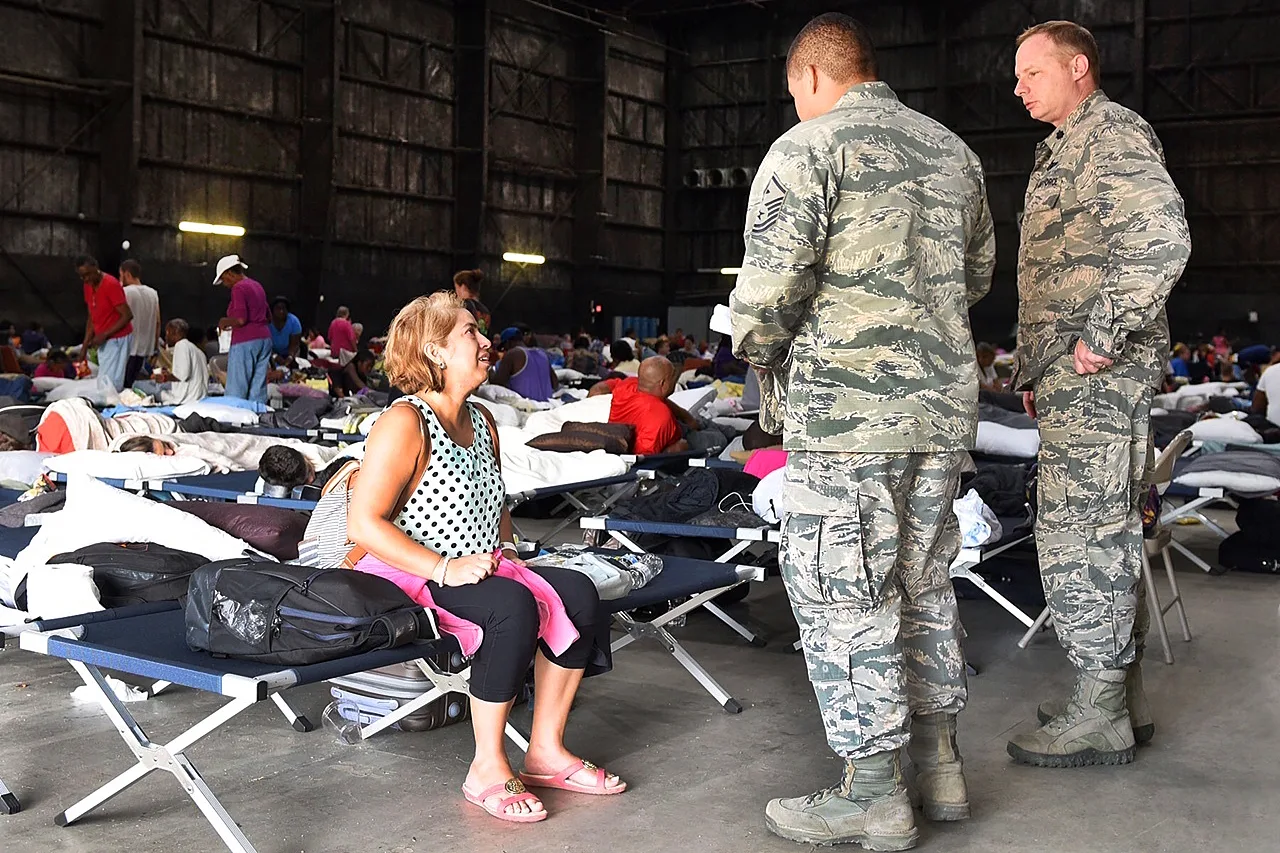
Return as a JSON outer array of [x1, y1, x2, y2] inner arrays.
[[2, 513, 1278, 853]]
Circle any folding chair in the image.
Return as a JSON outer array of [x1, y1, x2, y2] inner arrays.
[[582, 516, 777, 649], [19, 606, 506, 853], [1019, 430, 1195, 661]]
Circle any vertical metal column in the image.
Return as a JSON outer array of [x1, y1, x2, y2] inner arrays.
[[299, 1, 337, 329], [453, 0, 491, 272]]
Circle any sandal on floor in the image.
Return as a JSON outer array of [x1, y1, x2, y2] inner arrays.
[[462, 778, 548, 823], [519, 759, 627, 796]]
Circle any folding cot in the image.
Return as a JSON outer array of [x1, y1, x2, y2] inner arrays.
[[18, 553, 763, 850], [581, 516, 776, 698], [948, 516, 1038, 629], [505, 448, 707, 546], [506, 469, 654, 545], [687, 456, 747, 470], [236, 424, 351, 445], [48, 469, 319, 512], [17, 605, 473, 853]]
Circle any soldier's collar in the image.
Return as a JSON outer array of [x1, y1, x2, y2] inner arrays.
[[1042, 90, 1110, 153], [833, 81, 899, 110]]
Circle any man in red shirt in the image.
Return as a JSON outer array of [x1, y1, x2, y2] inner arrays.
[[77, 254, 134, 390], [589, 357, 697, 455]]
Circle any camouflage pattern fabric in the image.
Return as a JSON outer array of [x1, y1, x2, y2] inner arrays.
[[780, 450, 969, 760], [1012, 91, 1191, 391], [729, 82, 995, 453], [1034, 354, 1155, 670]]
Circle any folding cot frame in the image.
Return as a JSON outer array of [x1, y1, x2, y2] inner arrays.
[[1159, 484, 1235, 574], [506, 470, 655, 546], [580, 516, 775, 711], [16, 604, 526, 853], [15, 555, 763, 850], [47, 470, 318, 512], [0, 633, 19, 814]]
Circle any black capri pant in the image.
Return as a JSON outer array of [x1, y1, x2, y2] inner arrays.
[[427, 564, 609, 703]]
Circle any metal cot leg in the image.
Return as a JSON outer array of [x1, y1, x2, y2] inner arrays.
[[1017, 607, 1054, 649], [58, 661, 260, 853], [0, 775, 19, 814], [270, 692, 315, 732]]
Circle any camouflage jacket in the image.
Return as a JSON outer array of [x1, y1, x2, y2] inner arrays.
[[1013, 90, 1191, 390], [729, 82, 995, 453]]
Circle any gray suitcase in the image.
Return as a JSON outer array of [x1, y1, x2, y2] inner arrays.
[[328, 650, 470, 733]]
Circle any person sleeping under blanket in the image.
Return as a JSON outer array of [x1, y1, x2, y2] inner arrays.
[[111, 430, 345, 474]]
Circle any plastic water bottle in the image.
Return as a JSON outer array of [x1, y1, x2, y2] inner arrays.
[[616, 554, 662, 589], [321, 700, 364, 746]]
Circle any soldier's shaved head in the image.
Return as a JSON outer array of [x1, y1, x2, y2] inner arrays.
[[786, 13, 878, 86]]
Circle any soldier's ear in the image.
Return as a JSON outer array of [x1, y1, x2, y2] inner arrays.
[[1071, 53, 1090, 83]]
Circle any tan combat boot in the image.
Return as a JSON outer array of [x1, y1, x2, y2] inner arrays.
[[765, 750, 918, 851], [1037, 662, 1154, 744], [906, 712, 970, 821], [1008, 669, 1136, 767]]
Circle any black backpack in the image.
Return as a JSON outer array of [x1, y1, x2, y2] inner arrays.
[[185, 559, 438, 665], [50, 543, 210, 607]]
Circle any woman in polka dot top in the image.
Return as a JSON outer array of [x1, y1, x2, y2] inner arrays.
[[347, 292, 626, 823]]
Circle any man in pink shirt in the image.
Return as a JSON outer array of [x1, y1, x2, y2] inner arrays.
[[214, 254, 272, 403], [328, 306, 357, 360]]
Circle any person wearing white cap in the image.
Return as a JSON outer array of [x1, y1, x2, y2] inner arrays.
[[213, 255, 273, 403]]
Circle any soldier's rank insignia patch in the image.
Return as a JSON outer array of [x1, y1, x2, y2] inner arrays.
[[751, 174, 787, 236]]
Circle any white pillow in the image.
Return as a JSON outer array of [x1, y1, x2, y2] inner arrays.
[[45, 375, 121, 407], [555, 368, 585, 382], [43, 450, 210, 481], [1187, 418, 1262, 445], [670, 386, 718, 419], [0, 451, 54, 487], [470, 396, 522, 428], [1174, 469, 1280, 496], [753, 467, 784, 524], [975, 421, 1040, 458], [474, 384, 526, 404], [172, 401, 261, 426], [524, 394, 612, 437], [16, 474, 253, 568], [32, 376, 72, 393]]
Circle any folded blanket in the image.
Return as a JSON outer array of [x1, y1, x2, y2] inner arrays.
[[1173, 449, 1280, 498]]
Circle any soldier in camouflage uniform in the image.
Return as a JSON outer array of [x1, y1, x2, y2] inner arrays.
[[1006, 22, 1191, 768], [728, 14, 994, 850]]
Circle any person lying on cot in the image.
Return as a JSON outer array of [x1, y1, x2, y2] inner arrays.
[[347, 291, 624, 824]]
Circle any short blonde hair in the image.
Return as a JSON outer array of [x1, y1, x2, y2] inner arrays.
[[1018, 21, 1101, 87], [383, 291, 463, 393]]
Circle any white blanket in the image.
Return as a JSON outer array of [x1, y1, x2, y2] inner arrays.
[[496, 426, 629, 494], [105, 431, 346, 473], [975, 421, 1040, 458], [16, 474, 254, 569], [172, 401, 262, 426], [523, 395, 612, 437]]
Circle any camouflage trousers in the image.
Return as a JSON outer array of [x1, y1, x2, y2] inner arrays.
[[780, 451, 969, 760], [1034, 355, 1154, 672]]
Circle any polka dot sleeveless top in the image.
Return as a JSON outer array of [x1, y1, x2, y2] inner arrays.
[[393, 397, 504, 558]]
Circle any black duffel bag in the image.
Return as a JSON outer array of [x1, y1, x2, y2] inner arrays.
[[50, 543, 209, 607], [185, 559, 438, 665]]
